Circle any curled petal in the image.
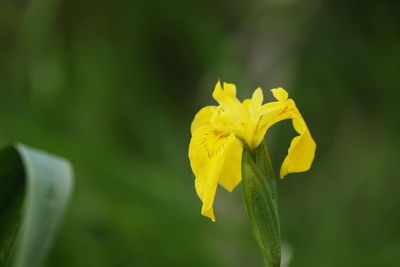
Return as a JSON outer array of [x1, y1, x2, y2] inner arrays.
[[254, 91, 316, 178], [280, 118, 316, 178], [252, 101, 289, 149]]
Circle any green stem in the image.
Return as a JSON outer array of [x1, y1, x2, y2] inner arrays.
[[242, 141, 281, 267]]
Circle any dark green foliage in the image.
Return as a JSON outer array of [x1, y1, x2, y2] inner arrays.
[[1, 0, 400, 266], [0, 148, 24, 267]]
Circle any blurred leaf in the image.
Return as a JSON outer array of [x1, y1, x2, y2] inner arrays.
[[0, 144, 73, 267]]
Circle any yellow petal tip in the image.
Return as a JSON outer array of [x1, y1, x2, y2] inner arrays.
[[271, 87, 288, 101], [202, 208, 216, 222]]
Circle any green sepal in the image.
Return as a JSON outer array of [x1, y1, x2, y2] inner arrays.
[[0, 143, 74, 267], [242, 141, 281, 267]]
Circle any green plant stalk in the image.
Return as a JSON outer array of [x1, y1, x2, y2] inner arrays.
[[242, 141, 281, 267]]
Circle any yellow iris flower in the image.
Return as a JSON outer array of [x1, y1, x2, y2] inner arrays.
[[188, 81, 316, 221]]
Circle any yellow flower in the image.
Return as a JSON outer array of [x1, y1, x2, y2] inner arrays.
[[188, 81, 316, 221]]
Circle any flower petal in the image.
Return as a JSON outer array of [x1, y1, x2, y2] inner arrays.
[[250, 87, 263, 110], [279, 115, 316, 178], [218, 139, 243, 192], [191, 106, 217, 134], [252, 101, 288, 148], [271, 87, 288, 101], [212, 81, 247, 121], [254, 91, 316, 178], [188, 125, 237, 221], [248, 87, 264, 126]]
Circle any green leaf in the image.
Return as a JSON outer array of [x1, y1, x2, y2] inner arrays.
[[242, 141, 281, 267], [0, 144, 74, 267]]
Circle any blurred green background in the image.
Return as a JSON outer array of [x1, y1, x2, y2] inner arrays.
[[1, 0, 400, 266]]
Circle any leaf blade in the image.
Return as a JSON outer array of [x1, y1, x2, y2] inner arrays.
[[0, 144, 74, 267]]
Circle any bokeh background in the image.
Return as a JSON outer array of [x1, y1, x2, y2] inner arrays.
[[1, 0, 400, 266]]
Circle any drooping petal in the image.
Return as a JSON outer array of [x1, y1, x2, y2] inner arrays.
[[191, 106, 217, 134], [251, 89, 292, 147], [253, 90, 316, 178], [218, 139, 243, 192], [279, 115, 316, 178], [188, 125, 237, 221]]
